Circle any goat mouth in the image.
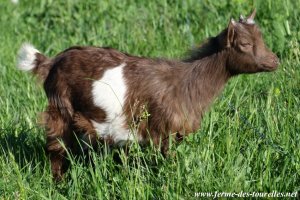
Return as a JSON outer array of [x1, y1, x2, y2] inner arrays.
[[260, 57, 280, 72], [260, 64, 278, 72]]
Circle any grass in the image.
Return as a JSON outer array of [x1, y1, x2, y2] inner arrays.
[[0, 0, 299, 199]]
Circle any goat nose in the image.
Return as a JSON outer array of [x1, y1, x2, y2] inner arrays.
[[274, 55, 280, 65]]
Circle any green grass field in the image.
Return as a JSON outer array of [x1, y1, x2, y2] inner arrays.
[[0, 0, 299, 199]]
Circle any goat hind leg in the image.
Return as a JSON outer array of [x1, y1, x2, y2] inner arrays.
[[43, 110, 72, 181]]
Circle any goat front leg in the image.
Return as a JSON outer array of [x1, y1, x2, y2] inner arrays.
[[150, 131, 171, 157], [160, 132, 184, 157]]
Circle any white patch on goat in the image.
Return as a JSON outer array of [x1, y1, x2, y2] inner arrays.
[[91, 63, 138, 145], [17, 43, 39, 71]]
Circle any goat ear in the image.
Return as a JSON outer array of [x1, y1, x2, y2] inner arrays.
[[226, 18, 236, 48]]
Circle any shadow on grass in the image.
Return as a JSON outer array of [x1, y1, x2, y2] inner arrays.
[[69, 139, 166, 171], [0, 127, 46, 168], [0, 126, 167, 190]]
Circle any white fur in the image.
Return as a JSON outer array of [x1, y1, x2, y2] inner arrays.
[[17, 43, 39, 71], [91, 63, 139, 145], [246, 19, 255, 24]]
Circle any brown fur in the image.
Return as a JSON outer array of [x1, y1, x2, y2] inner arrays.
[[20, 10, 279, 180]]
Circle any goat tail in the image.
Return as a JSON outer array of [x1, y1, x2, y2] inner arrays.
[[17, 43, 51, 82]]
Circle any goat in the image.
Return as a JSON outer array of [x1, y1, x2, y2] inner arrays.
[[17, 10, 279, 180]]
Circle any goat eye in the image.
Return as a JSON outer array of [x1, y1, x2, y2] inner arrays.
[[241, 42, 252, 47]]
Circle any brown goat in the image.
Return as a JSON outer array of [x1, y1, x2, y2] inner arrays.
[[17, 10, 279, 180]]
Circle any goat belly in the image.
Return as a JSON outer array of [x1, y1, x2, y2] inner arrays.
[[90, 63, 142, 145]]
